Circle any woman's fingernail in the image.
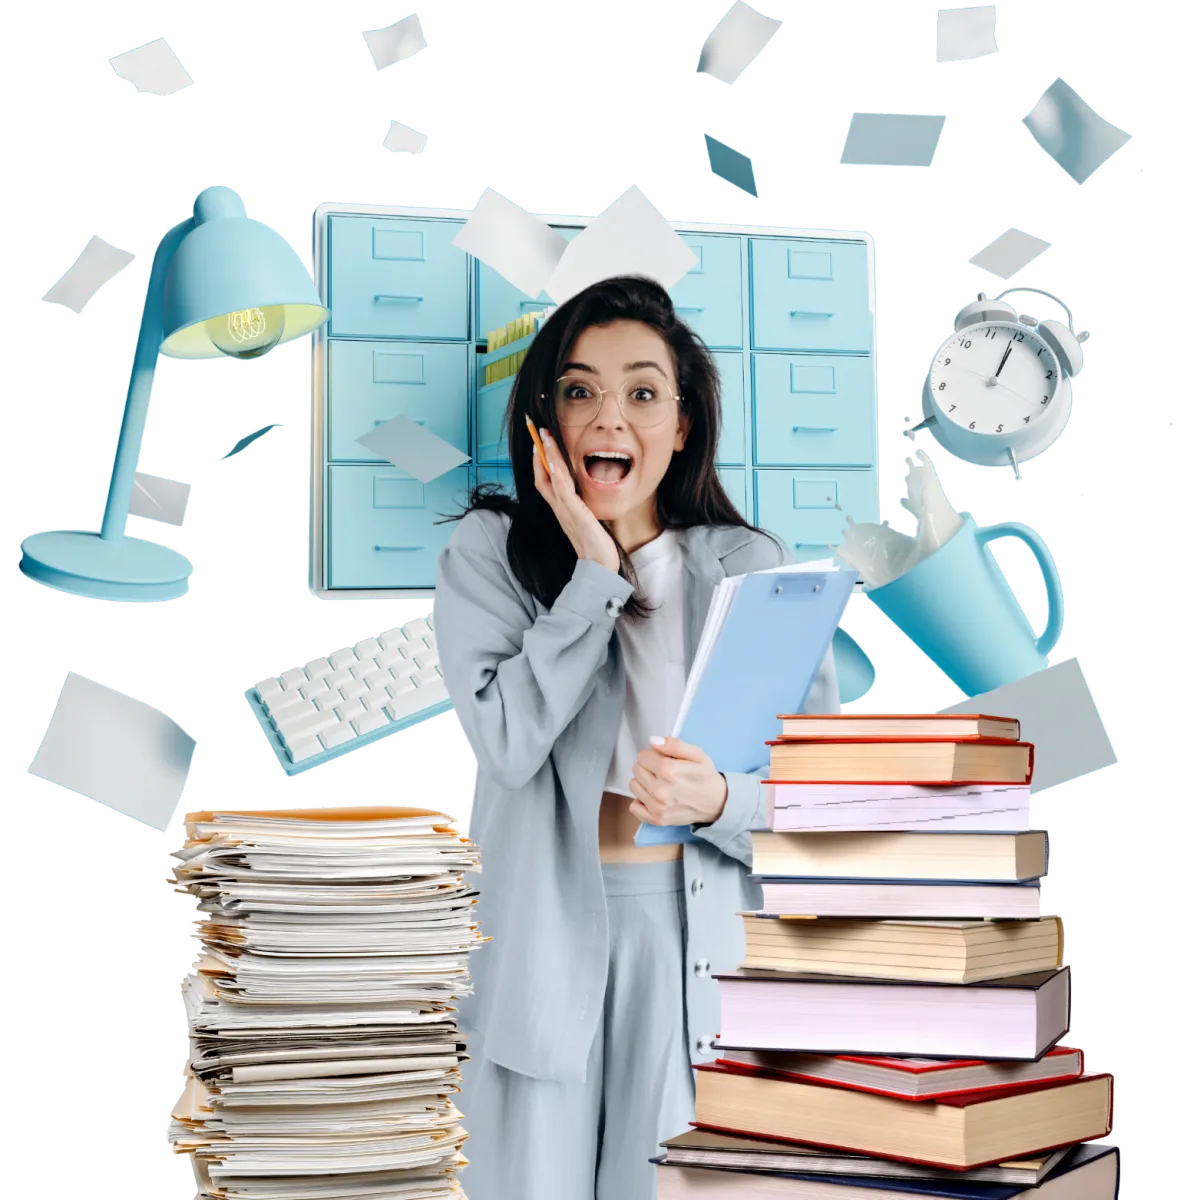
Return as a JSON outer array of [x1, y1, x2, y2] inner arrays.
[[649, 735, 666, 746]]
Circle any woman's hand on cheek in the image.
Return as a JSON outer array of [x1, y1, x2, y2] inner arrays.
[[628, 736, 729, 828]]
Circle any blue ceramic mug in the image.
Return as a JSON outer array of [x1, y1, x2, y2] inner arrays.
[[867, 514, 1063, 697]]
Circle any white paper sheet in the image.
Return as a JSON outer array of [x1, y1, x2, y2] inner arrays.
[[383, 120, 428, 154], [968, 228, 1051, 279], [42, 236, 135, 313], [451, 188, 569, 298], [356, 415, 469, 483], [936, 7, 998, 62], [129, 471, 191, 526], [109, 38, 193, 95], [697, 2, 782, 84], [544, 187, 698, 305], [362, 15, 427, 70], [28, 672, 196, 831]]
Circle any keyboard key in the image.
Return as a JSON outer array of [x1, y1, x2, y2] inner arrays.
[[362, 689, 390, 711], [313, 691, 342, 711], [269, 700, 316, 731], [349, 661, 375, 680], [300, 678, 330, 701], [334, 697, 367, 722], [387, 677, 416, 699], [355, 638, 384, 659], [255, 677, 283, 700], [339, 679, 369, 702], [403, 618, 432, 641], [413, 652, 437, 670], [385, 690, 430, 721], [280, 667, 308, 690], [305, 657, 333, 679], [352, 707, 390, 736], [379, 627, 407, 649], [318, 720, 357, 751], [329, 648, 356, 670], [414, 665, 442, 687], [277, 707, 339, 741], [326, 668, 355, 690], [376, 649, 405, 672], [286, 736, 324, 763], [362, 668, 392, 690], [264, 689, 305, 717]]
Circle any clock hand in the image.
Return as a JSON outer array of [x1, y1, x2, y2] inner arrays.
[[994, 342, 1014, 378]]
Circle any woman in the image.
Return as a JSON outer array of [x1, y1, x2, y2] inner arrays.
[[434, 276, 839, 1199]]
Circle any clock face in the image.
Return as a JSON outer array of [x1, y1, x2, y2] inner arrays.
[[928, 323, 1060, 436]]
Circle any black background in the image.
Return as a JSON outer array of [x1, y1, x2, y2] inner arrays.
[[16, 4, 1190, 1195]]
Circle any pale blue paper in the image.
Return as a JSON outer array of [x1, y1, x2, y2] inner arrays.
[[1022, 78, 1131, 184], [841, 114, 946, 166]]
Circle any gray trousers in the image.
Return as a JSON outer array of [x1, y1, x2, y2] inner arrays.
[[458, 858, 695, 1199]]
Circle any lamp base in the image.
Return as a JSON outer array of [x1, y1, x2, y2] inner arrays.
[[19, 530, 192, 601]]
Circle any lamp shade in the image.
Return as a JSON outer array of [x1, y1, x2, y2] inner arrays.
[[160, 186, 327, 358]]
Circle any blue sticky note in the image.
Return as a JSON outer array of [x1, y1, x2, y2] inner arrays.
[[222, 424, 281, 459], [1023, 78, 1131, 184], [841, 113, 946, 166], [705, 134, 757, 196]]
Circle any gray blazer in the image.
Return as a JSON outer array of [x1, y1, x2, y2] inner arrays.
[[434, 508, 839, 1083]]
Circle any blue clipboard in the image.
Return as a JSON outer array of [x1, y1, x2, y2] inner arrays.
[[635, 569, 855, 846]]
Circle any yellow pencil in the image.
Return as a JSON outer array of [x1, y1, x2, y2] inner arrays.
[[525, 414, 550, 475]]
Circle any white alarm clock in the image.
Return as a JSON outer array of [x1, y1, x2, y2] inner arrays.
[[909, 288, 1090, 478]]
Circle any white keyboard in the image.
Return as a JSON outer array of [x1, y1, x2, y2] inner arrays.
[[246, 616, 452, 774]]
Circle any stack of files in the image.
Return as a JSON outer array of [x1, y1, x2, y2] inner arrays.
[[166, 807, 484, 1200], [481, 310, 549, 385], [654, 714, 1118, 1196]]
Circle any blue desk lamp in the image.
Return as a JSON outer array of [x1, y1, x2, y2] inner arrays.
[[19, 186, 328, 601]]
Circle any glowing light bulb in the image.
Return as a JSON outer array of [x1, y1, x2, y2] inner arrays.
[[206, 306, 286, 359]]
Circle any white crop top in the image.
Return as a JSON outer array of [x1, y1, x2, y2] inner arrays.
[[603, 529, 687, 798]]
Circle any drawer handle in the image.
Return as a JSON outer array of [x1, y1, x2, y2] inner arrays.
[[518, 300, 545, 311], [374, 544, 425, 552], [789, 310, 834, 318], [374, 294, 425, 303], [794, 541, 834, 549], [676, 306, 705, 314], [375, 418, 426, 427], [792, 425, 836, 433]]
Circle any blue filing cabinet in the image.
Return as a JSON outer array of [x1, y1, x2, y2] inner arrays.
[[311, 204, 879, 597]]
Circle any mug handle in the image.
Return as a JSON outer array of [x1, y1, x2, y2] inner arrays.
[[975, 522, 1064, 656]]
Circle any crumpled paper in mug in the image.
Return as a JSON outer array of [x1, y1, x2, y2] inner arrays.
[[836, 450, 963, 588]]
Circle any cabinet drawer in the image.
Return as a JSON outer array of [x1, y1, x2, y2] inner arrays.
[[718, 468, 747, 518], [750, 238, 871, 353], [475, 465, 515, 495], [752, 354, 875, 467], [476, 227, 580, 337], [328, 342, 469, 462], [671, 235, 743, 349], [713, 352, 745, 465], [755, 469, 879, 563], [476, 377, 515, 464], [329, 216, 468, 340], [327, 466, 469, 588]]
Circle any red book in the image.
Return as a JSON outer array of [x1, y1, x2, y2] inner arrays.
[[694, 1062, 1113, 1171], [713, 1045, 1084, 1101]]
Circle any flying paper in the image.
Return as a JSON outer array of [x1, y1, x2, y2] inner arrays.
[[383, 120, 428, 154], [356, 415, 469, 483], [705, 134, 758, 196], [29, 672, 196, 831], [129, 472, 191, 527], [452, 189, 569, 298], [223, 424, 281, 459], [841, 113, 946, 166], [42, 236, 135, 313], [936, 7, 998, 61], [697, 2, 782, 84], [968, 228, 1051, 279], [109, 38, 194, 95], [1022, 77, 1131, 184], [362, 14, 427, 70]]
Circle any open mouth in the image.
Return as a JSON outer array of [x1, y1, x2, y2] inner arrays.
[[583, 451, 633, 484]]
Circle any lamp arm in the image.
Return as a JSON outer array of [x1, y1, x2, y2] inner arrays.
[[100, 217, 196, 542]]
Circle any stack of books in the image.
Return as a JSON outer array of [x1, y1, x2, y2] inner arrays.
[[655, 714, 1120, 1198], [166, 807, 484, 1200]]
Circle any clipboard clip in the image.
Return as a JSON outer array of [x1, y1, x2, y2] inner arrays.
[[769, 575, 825, 598]]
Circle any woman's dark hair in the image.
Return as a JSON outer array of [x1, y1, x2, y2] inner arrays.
[[447, 275, 777, 616]]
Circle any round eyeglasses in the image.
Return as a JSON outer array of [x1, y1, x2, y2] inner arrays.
[[549, 375, 682, 428]]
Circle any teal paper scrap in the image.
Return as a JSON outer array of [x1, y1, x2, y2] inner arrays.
[[841, 113, 946, 166], [222, 424, 281, 459], [705, 134, 758, 196], [1023, 77, 1131, 184]]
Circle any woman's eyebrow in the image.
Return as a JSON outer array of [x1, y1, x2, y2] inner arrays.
[[559, 359, 668, 376]]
